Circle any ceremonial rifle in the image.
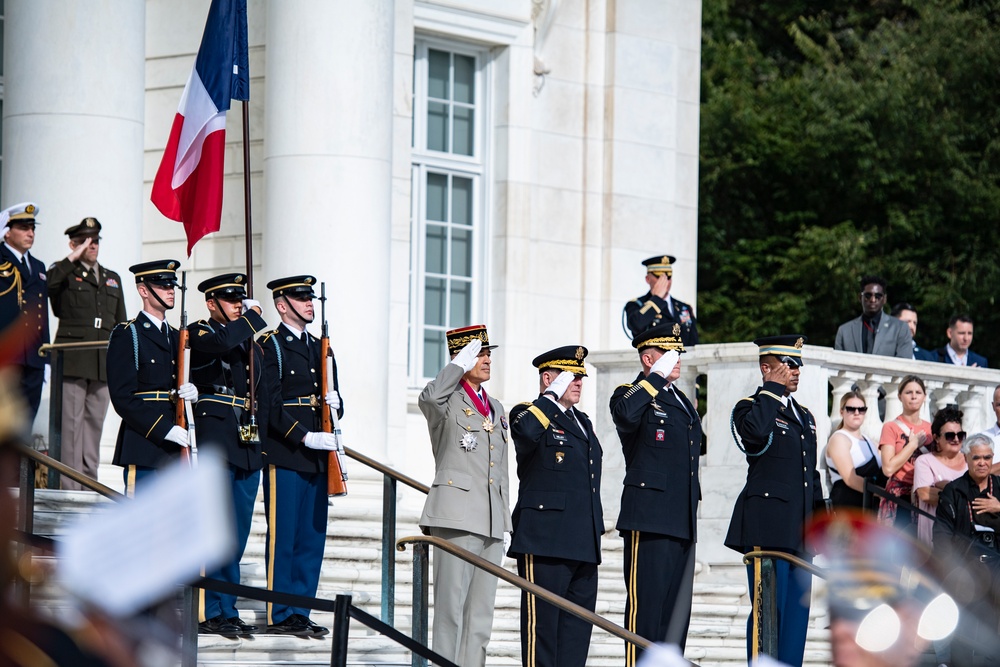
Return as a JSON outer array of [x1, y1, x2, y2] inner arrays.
[[174, 271, 197, 463], [320, 282, 347, 496]]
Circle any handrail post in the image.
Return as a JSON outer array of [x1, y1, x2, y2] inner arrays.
[[382, 474, 396, 625], [411, 542, 429, 667], [180, 585, 199, 667], [47, 349, 65, 489], [755, 556, 778, 660], [330, 593, 352, 667], [14, 455, 36, 606], [863, 481, 873, 510]]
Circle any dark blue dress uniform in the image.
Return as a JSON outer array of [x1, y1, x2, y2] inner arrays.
[[725, 335, 823, 667], [261, 274, 344, 633], [189, 273, 277, 629], [611, 339, 701, 663], [508, 346, 603, 667], [622, 256, 698, 346], [0, 203, 49, 425]]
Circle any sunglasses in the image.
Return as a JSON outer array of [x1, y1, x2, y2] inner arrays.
[[844, 406, 868, 414], [861, 292, 885, 301], [941, 431, 967, 442]]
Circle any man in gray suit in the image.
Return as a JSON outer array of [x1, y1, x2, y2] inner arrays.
[[834, 275, 912, 358], [418, 324, 511, 667]]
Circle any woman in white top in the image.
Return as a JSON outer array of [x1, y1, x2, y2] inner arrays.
[[826, 391, 882, 509]]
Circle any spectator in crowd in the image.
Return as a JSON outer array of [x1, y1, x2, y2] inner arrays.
[[834, 276, 912, 358], [936, 314, 988, 368], [982, 385, 1000, 474], [878, 375, 933, 532], [825, 392, 882, 510], [48, 218, 127, 490], [0, 202, 49, 428], [890, 302, 936, 361], [912, 408, 968, 545], [622, 255, 698, 347]]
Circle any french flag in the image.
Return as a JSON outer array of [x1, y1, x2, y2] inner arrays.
[[151, 0, 249, 256]]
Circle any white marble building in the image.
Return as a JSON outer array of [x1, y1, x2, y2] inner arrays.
[[2, 0, 703, 492]]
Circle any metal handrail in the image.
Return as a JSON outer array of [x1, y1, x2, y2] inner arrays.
[[344, 446, 429, 494], [741, 549, 826, 578], [397, 534, 663, 666], [38, 340, 110, 355], [14, 441, 123, 500]]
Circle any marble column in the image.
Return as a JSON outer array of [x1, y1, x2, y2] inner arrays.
[[263, 1, 395, 457]]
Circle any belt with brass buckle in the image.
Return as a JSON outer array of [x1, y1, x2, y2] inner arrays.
[[283, 395, 320, 407], [135, 390, 173, 402], [198, 393, 250, 410]]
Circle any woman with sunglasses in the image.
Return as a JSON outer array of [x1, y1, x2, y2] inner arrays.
[[825, 392, 882, 509], [912, 407, 968, 544], [878, 375, 934, 530]]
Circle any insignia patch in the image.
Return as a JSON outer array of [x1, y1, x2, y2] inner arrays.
[[500, 415, 508, 430], [555, 451, 565, 464], [656, 429, 665, 441], [795, 337, 804, 349], [286, 335, 293, 342], [679, 310, 691, 324], [105, 278, 119, 288], [74, 277, 83, 282], [463, 408, 475, 416], [39, 273, 46, 280], [143, 322, 151, 329], [653, 410, 668, 418], [198, 330, 208, 336], [575, 346, 585, 360], [775, 418, 789, 428], [672, 323, 681, 335], [460, 432, 478, 452]]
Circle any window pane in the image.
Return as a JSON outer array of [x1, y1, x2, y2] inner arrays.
[[427, 101, 448, 152], [451, 228, 472, 278], [454, 54, 475, 104], [425, 224, 446, 274], [450, 281, 471, 327], [426, 172, 447, 221], [423, 329, 445, 379], [427, 49, 450, 100], [424, 277, 445, 326], [453, 106, 474, 156], [452, 176, 472, 226]]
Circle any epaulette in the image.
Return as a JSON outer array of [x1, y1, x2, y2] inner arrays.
[[616, 382, 634, 390], [117, 318, 137, 330], [737, 396, 755, 403], [260, 330, 278, 344], [512, 402, 550, 430]]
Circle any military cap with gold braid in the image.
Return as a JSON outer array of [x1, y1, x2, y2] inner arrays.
[[753, 334, 807, 367], [197, 273, 248, 299], [532, 345, 589, 376], [0, 202, 40, 236], [129, 259, 180, 287], [64, 216, 102, 239], [642, 254, 675, 277], [446, 324, 497, 355], [267, 275, 317, 299], [632, 322, 685, 353]]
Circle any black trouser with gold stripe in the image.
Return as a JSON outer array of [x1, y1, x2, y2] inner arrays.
[[622, 530, 695, 665], [515, 554, 598, 667]]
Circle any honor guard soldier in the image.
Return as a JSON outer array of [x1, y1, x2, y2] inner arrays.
[[0, 202, 49, 427], [107, 260, 197, 496], [610, 323, 701, 663], [623, 255, 698, 346], [48, 217, 127, 489], [418, 325, 511, 667], [508, 346, 603, 667], [725, 335, 823, 667], [189, 273, 276, 638], [260, 275, 343, 638]]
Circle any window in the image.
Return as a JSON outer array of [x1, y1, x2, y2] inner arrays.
[[409, 40, 489, 383]]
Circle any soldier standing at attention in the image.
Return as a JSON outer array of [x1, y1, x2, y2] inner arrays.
[[48, 217, 126, 489], [0, 202, 49, 427], [418, 325, 511, 667], [610, 323, 701, 664], [622, 255, 698, 347], [107, 260, 197, 496], [725, 335, 824, 667], [260, 275, 343, 638], [189, 273, 275, 638], [508, 345, 603, 667]]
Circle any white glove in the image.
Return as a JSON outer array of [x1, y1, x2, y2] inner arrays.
[[325, 390, 341, 410], [242, 298, 261, 312], [44, 365, 51, 385], [451, 339, 483, 372], [304, 431, 339, 451], [546, 371, 575, 400], [164, 425, 190, 448], [650, 350, 680, 378], [177, 382, 198, 401]]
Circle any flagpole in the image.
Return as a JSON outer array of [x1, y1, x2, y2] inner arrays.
[[241, 99, 257, 435]]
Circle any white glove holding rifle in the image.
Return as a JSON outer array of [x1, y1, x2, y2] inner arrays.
[[451, 339, 483, 372], [304, 432, 339, 451], [164, 425, 190, 448], [177, 382, 198, 402]]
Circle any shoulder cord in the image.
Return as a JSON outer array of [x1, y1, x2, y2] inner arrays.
[[129, 323, 139, 370], [270, 334, 284, 380], [730, 402, 774, 457]]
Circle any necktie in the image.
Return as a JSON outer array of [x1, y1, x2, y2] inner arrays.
[[20, 254, 30, 276]]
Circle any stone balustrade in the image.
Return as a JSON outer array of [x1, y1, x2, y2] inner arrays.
[[589, 343, 1000, 567]]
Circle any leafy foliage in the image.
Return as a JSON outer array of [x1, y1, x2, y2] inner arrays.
[[698, 0, 1000, 358]]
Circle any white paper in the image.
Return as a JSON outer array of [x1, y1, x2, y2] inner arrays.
[[57, 452, 235, 616]]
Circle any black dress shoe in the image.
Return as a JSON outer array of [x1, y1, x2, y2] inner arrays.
[[294, 614, 329, 638], [227, 617, 259, 634], [266, 614, 313, 637], [199, 615, 240, 638]]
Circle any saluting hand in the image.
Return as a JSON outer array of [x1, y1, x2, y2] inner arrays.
[[451, 339, 483, 372], [67, 237, 92, 262], [762, 362, 793, 388], [650, 274, 671, 299]]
